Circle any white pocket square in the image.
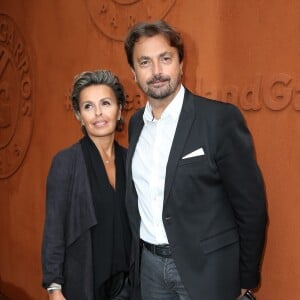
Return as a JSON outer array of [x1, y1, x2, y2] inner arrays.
[[182, 148, 205, 159]]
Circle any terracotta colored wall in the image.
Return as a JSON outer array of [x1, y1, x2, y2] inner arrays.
[[0, 1, 299, 299]]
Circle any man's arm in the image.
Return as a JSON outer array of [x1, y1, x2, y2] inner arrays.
[[215, 104, 267, 289]]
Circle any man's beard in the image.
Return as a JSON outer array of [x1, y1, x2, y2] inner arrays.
[[140, 74, 181, 100]]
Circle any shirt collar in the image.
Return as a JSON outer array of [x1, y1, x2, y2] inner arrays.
[[143, 85, 185, 124]]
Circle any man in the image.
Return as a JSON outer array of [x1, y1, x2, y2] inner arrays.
[[124, 20, 267, 300]]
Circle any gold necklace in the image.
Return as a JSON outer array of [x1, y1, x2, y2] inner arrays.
[[104, 158, 112, 164], [100, 148, 115, 164]]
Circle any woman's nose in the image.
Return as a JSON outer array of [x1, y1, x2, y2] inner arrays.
[[95, 106, 102, 116]]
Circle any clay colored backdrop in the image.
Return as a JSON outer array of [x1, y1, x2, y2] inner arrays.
[[0, 0, 299, 299]]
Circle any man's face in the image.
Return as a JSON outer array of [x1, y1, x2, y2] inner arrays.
[[131, 34, 183, 102]]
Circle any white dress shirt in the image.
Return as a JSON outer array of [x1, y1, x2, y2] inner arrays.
[[132, 85, 185, 245]]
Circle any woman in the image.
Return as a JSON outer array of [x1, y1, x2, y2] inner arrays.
[[42, 70, 131, 300]]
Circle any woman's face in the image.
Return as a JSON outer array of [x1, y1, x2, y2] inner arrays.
[[78, 84, 121, 139]]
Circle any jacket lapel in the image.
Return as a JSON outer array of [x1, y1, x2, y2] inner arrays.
[[126, 110, 144, 236], [164, 90, 195, 205], [66, 144, 97, 247], [126, 111, 144, 177]]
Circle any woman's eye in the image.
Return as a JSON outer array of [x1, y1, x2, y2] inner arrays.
[[102, 100, 111, 106], [83, 103, 93, 110]]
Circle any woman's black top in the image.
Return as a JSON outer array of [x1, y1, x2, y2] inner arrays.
[[80, 135, 131, 300]]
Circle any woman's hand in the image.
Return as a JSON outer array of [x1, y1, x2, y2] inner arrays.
[[49, 289, 66, 300], [237, 288, 247, 299]]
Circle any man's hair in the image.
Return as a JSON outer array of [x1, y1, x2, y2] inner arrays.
[[124, 20, 184, 68]]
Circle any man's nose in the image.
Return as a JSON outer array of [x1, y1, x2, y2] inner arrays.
[[152, 60, 162, 75]]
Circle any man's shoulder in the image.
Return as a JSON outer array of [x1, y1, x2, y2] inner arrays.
[[128, 108, 145, 131], [185, 89, 241, 114], [131, 107, 145, 120]]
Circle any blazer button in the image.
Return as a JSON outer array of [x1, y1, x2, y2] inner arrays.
[[165, 216, 172, 222]]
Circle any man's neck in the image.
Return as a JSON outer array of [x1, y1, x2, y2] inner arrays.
[[148, 85, 182, 120], [149, 97, 173, 120]]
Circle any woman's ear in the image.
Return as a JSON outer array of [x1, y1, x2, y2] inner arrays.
[[74, 111, 82, 122], [118, 105, 122, 121]]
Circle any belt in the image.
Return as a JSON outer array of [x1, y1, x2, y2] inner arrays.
[[142, 240, 172, 257]]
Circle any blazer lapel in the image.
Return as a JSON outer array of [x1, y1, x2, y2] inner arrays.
[[126, 111, 144, 236], [126, 112, 144, 177], [164, 91, 195, 205]]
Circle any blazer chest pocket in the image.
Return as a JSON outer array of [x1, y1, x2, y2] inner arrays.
[[200, 228, 239, 254], [178, 155, 207, 166]]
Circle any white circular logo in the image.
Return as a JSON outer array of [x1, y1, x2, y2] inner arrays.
[[0, 14, 34, 178], [86, 0, 176, 41]]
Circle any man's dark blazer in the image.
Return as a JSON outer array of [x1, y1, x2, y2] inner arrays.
[[125, 89, 267, 300]]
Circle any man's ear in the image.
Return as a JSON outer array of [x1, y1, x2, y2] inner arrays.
[[131, 69, 137, 82], [180, 62, 183, 76]]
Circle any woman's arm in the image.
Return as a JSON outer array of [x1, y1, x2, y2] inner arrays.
[[42, 150, 74, 293]]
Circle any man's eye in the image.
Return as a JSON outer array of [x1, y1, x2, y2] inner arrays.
[[162, 56, 171, 63], [140, 60, 149, 67]]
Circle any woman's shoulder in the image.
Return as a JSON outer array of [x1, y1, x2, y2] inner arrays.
[[115, 140, 127, 150], [115, 141, 127, 158], [51, 141, 82, 164]]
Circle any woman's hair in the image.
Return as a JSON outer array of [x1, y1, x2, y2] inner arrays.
[[124, 20, 184, 69], [70, 70, 126, 132]]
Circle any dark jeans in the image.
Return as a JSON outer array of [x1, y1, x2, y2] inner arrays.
[[140, 246, 192, 300]]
